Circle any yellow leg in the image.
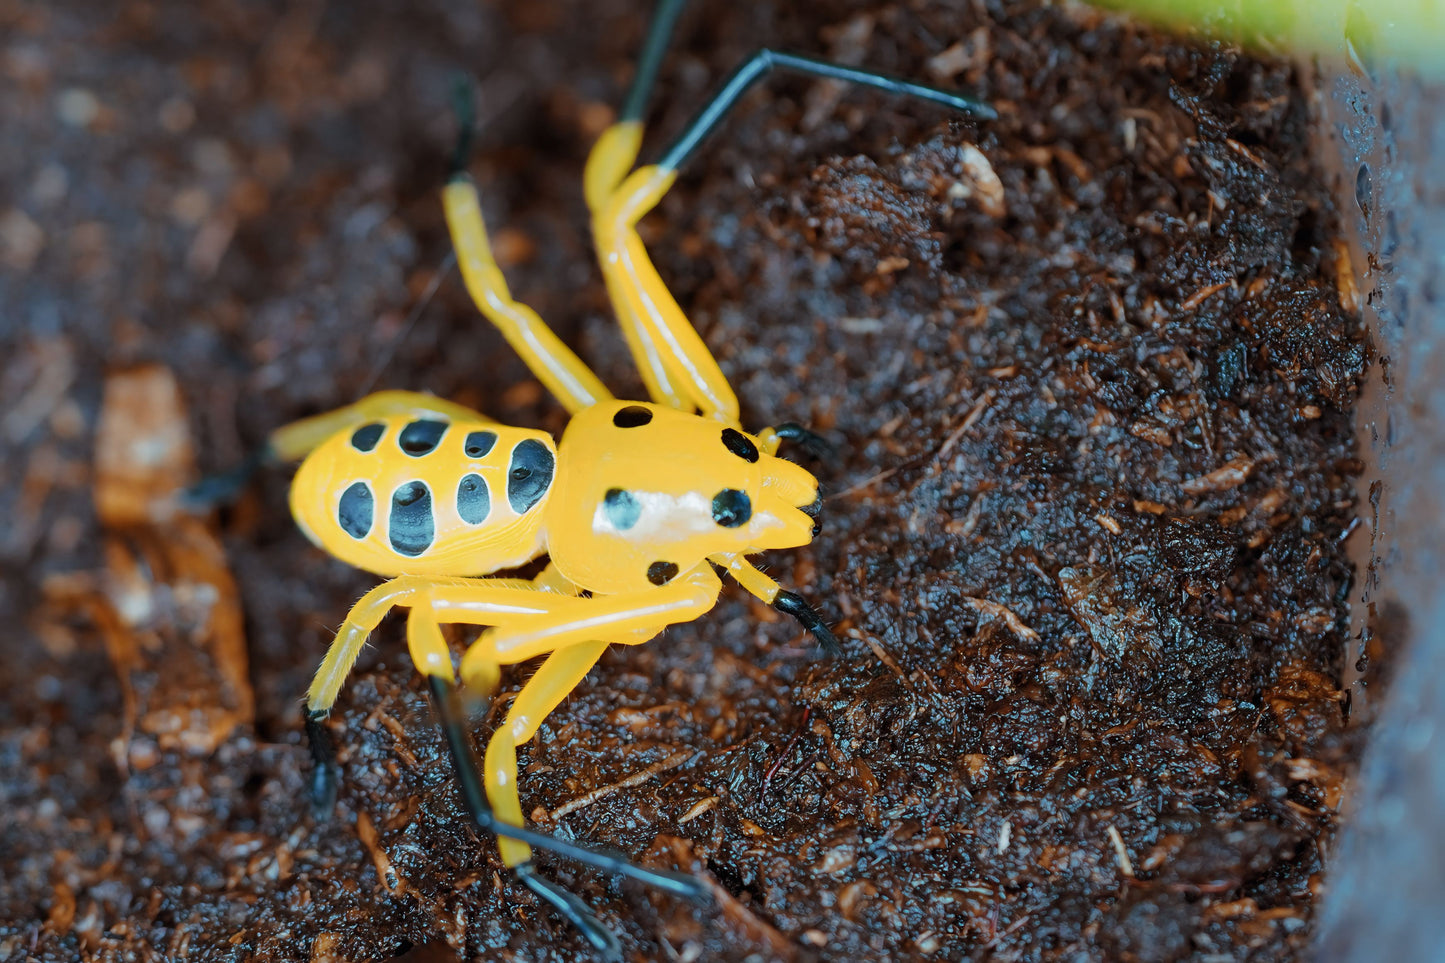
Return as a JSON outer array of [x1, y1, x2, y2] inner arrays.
[[461, 564, 722, 672], [582, 121, 644, 214], [711, 552, 842, 656], [485, 639, 612, 866], [269, 390, 495, 463], [405, 600, 455, 681], [442, 179, 612, 415], [585, 125, 740, 422], [584, 125, 681, 409], [303, 573, 569, 717], [712, 553, 780, 604], [530, 560, 581, 596], [455, 565, 723, 860], [313, 566, 715, 866]]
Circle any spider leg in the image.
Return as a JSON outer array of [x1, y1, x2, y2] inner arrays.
[[712, 553, 842, 656], [585, 155, 732, 419], [481, 639, 612, 867], [304, 573, 705, 912], [460, 564, 722, 669], [414, 579, 718, 955], [441, 175, 613, 415], [301, 572, 564, 816], [757, 421, 837, 467], [654, 48, 995, 172], [183, 390, 489, 511], [585, 3, 993, 422], [450, 567, 723, 871], [425, 672, 701, 896]]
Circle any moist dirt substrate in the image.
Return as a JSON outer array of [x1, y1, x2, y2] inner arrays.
[[0, 0, 1367, 960]]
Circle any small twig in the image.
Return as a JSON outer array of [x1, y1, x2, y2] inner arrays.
[[356, 251, 456, 397], [1178, 281, 1230, 313], [1225, 137, 1270, 171], [858, 631, 911, 687], [936, 389, 996, 463], [550, 748, 695, 820], [984, 911, 1032, 948], [1107, 825, 1135, 878], [838, 389, 995, 502], [829, 464, 902, 500], [759, 708, 811, 804], [677, 796, 718, 825], [356, 810, 403, 894], [959, 596, 1040, 642]]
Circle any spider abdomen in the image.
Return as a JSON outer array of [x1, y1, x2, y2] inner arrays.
[[290, 414, 555, 578]]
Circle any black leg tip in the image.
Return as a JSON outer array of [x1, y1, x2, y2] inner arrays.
[[449, 75, 477, 178], [517, 863, 623, 962], [309, 766, 338, 820], [773, 590, 844, 657], [179, 446, 273, 512], [811, 621, 844, 658], [304, 710, 340, 819], [773, 422, 837, 460]]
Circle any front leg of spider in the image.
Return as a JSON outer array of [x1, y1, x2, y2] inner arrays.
[[774, 589, 844, 657], [771, 422, 836, 462]]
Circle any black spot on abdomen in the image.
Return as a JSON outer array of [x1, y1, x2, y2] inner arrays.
[[721, 427, 759, 463], [603, 488, 641, 530], [457, 473, 491, 525], [350, 423, 384, 453], [711, 489, 752, 528], [338, 482, 374, 538], [389, 480, 435, 556], [508, 439, 555, 513], [464, 430, 498, 458], [613, 406, 653, 428], [398, 419, 448, 456]]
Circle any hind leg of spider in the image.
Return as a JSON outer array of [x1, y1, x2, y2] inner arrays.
[[183, 390, 494, 512], [426, 669, 699, 894], [584, 3, 994, 421], [429, 636, 701, 959], [388, 580, 713, 899], [713, 553, 842, 657]]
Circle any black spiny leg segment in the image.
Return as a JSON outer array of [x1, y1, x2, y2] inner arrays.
[[517, 863, 623, 962], [657, 48, 996, 173], [449, 74, 476, 179], [775, 590, 843, 657], [180, 445, 275, 512], [425, 676, 706, 898], [304, 708, 340, 818], [774, 422, 836, 461], [620, 0, 690, 126]]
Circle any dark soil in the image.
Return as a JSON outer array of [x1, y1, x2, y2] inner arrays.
[[0, 1, 1367, 961]]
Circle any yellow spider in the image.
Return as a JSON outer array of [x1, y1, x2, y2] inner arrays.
[[251, 0, 991, 954]]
